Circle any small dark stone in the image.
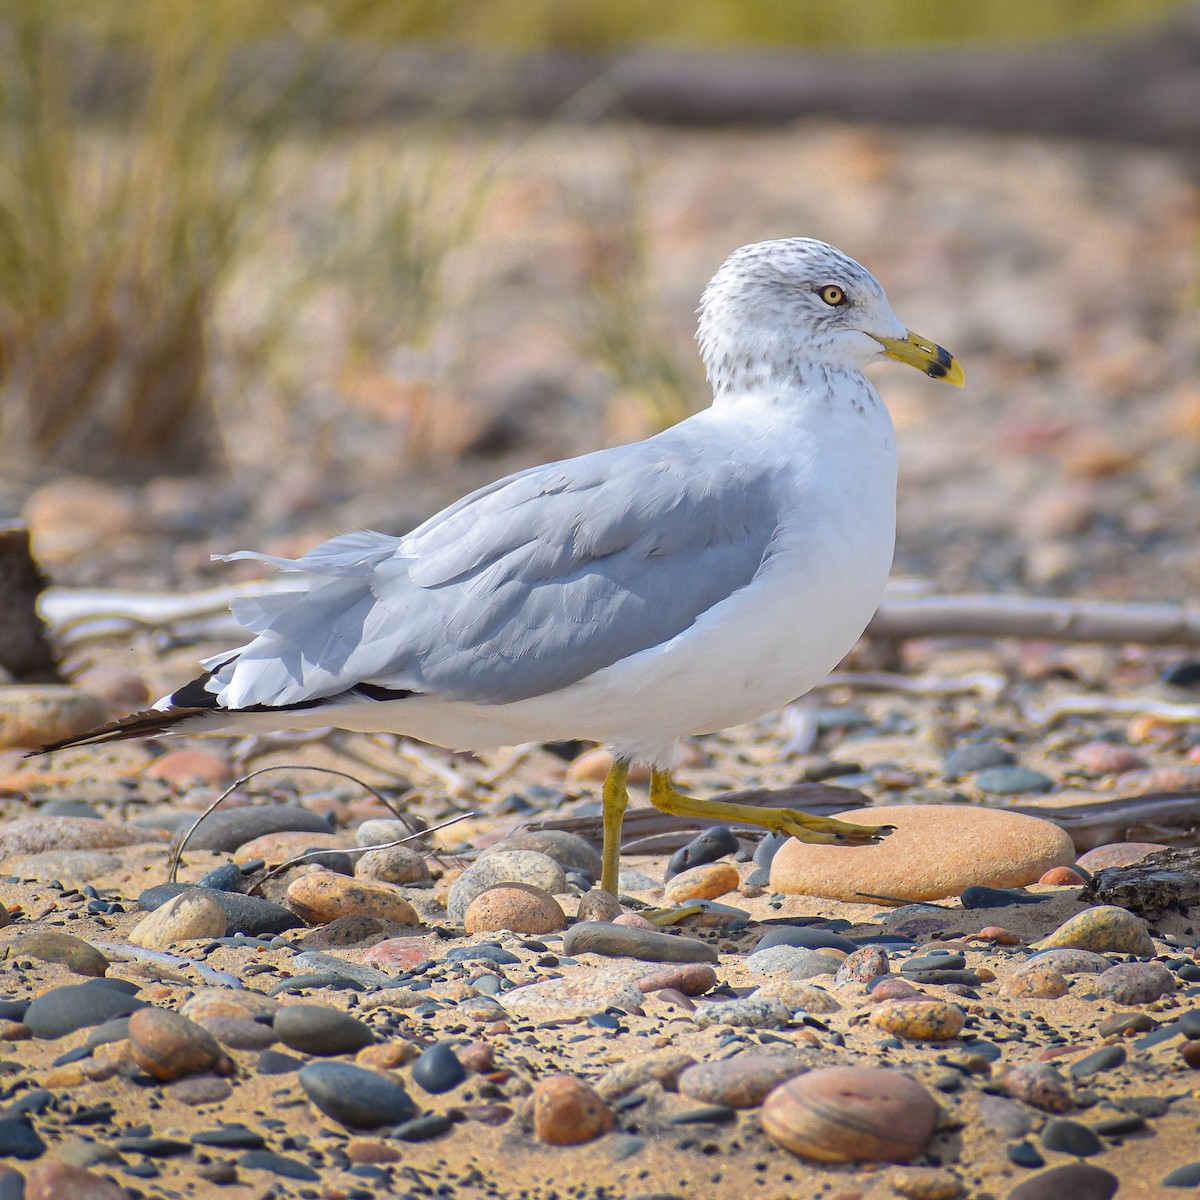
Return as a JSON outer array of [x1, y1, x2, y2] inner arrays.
[[138, 884, 302, 936], [191, 1125, 266, 1149], [178, 805, 332, 853], [0, 1119, 44, 1160], [256, 1051, 303, 1075], [273, 1004, 374, 1056], [195, 862, 246, 892], [23, 983, 148, 1039], [752, 833, 788, 869], [298, 1062, 417, 1129], [1118, 1095, 1171, 1119], [942, 742, 1015, 778], [1162, 661, 1200, 689], [1097, 1012, 1155, 1038], [4, 1090, 52, 1118], [0, 1000, 28, 1023], [666, 826, 741, 879], [112, 1136, 193, 1157], [976, 766, 1055, 795], [960, 885, 1043, 909], [389, 1114, 455, 1142], [1007, 1164, 1118, 1200], [1163, 1163, 1200, 1187], [1068, 1045, 1126, 1079], [664, 1105, 736, 1124], [1039, 1118, 1102, 1157], [412, 1042, 466, 1094], [1091, 1113, 1144, 1137], [906, 970, 982, 986], [1007, 1141, 1044, 1168], [443, 944, 520, 966], [902, 952, 966, 973], [237, 1149, 321, 1182], [0, 1170, 23, 1200]]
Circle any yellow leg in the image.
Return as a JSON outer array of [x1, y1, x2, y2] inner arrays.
[[649, 768, 894, 845], [600, 759, 631, 894]]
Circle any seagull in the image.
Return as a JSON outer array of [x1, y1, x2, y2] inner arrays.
[[41, 239, 963, 894]]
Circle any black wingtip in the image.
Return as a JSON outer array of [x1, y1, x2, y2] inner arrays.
[[29, 706, 207, 757]]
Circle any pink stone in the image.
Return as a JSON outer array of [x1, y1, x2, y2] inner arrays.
[[1075, 843, 1170, 871], [635, 963, 718, 996], [1038, 867, 1086, 886], [363, 935, 438, 973], [143, 748, 233, 785], [870, 978, 921, 1002], [1071, 742, 1146, 776]]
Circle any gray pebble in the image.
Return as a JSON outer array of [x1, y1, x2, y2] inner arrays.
[[693, 996, 791, 1029], [976, 766, 1055, 796], [177, 805, 331, 852], [942, 742, 1015, 778], [1068, 1045, 1126, 1079], [1094, 961, 1176, 1004], [1039, 1118, 1102, 1156], [273, 1004, 374, 1055], [23, 983, 148, 1039], [562, 922, 718, 964], [754, 926, 856, 954], [298, 1061, 418, 1129]]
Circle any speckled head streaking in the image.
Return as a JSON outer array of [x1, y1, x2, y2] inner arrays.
[[698, 238, 913, 397]]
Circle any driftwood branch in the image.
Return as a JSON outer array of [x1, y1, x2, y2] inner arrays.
[[1083, 847, 1200, 918]]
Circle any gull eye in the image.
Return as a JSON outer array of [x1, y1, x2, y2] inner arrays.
[[817, 284, 847, 306]]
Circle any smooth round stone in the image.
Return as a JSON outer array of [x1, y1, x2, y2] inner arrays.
[[1039, 866, 1086, 886], [199, 1016, 276, 1050], [531, 1074, 615, 1145], [762, 1066, 938, 1163], [23, 983, 148, 1039], [361, 935, 436, 974], [870, 1000, 964, 1041], [770, 805, 1074, 902], [1039, 1118, 1102, 1157], [1075, 843, 1170, 871], [745, 946, 841, 979], [285, 870, 420, 926], [1068, 1045, 1126, 1079], [1072, 743, 1146, 776], [997, 1064, 1073, 1113], [273, 1004, 374, 1055], [128, 1007, 229, 1081], [138, 884, 302, 936], [575, 890, 623, 923], [1024, 948, 1112, 975], [871, 978, 922, 1002], [679, 1052, 807, 1108], [25, 1162, 130, 1198], [975, 767, 1055, 796], [976, 926, 1021, 945], [1033, 906, 1154, 956], [179, 805, 331, 853], [0, 685, 108, 751], [998, 965, 1070, 1000], [888, 1166, 965, 1200], [16, 931, 109, 978], [755, 925, 857, 954], [448, 852, 567, 923], [181, 988, 279, 1024], [941, 743, 1015, 779], [130, 889, 227, 948], [693, 996, 791, 1029], [464, 883, 566, 936], [663, 861, 740, 904], [666, 826, 741, 878], [754, 832, 789, 869], [480, 831, 602, 878], [1181, 1040, 1200, 1069], [751, 981, 841, 1013], [4, 849, 122, 885], [902, 952, 965, 974], [1093, 961, 1176, 1004], [37, 799, 101, 820], [834, 944, 890, 985], [978, 1094, 1034, 1138], [0, 816, 159, 859], [234, 831, 352, 869], [503, 968, 644, 1022], [562, 921, 717, 963], [412, 1042, 466, 1094], [354, 845, 430, 885], [1163, 1163, 1200, 1187], [195, 862, 245, 892], [635, 963, 717, 996], [0, 1118, 45, 1160], [298, 1061, 416, 1129]]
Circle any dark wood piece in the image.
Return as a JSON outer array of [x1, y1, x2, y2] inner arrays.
[[1083, 847, 1200, 918], [0, 525, 64, 684]]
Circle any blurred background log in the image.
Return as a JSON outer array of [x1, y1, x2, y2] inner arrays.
[[0, 525, 63, 683]]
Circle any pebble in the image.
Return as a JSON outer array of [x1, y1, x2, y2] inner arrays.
[[1068, 1045, 1126, 1078], [180, 805, 332, 852], [181, 988, 279, 1024], [595, 1049, 696, 1100], [666, 826, 741, 877], [770, 804, 1074, 901], [233, 830, 352, 868], [1181, 1040, 1200, 1068], [998, 964, 1070, 999], [361, 934, 438, 973], [761, 1066, 939, 1163], [238, 1148, 319, 1181], [975, 926, 1021, 945], [751, 981, 841, 1013], [575, 890, 623, 923], [869, 1000, 964, 1040], [870, 977, 922, 1002], [693, 996, 791, 1029], [23, 982, 148, 1039], [678, 1052, 807, 1108], [23, 1162, 129, 1199], [138, 884, 302, 936], [199, 1016, 276, 1050], [464, 883, 567, 935], [15, 931, 109, 977], [354, 845, 430, 885], [0, 816, 159, 859], [0, 686, 109, 751], [1039, 1117, 1102, 1156], [412, 1042, 466, 1093], [531, 1074, 615, 1145], [755, 925, 857, 954], [978, 1095, 1033, 1138], [143, 748, 233, 785], [448, 851, 567, 923], [130, 889, 227, 948], [1075, 842, 1170, 871], [127, 1006, 230, 1081], [746, 945, 842, 979], [503, 968, 644, 1021], [1038, 866, 1086, 885], [975, 766, 1055, 795], [1008, 1161, 1118, 1200], [297, 1061, 417, 1129], [1163, 1163, 1200, 1187], [888, 1167, 966, 1200], [481, 831, 602, 877], [1024, 948, 1112, 975], [284, 870, 421, 926], [1092, 961, 1176, 1003], [663, 861, 740, 903], [1071, 743, 1147, 776], [997, 1063, 1074, 1113], [562, 921, 718, 963], [635, 963, 717, 996], [1033, 906, 1154, 956], [941, 742, 1015, 778], [834, 944, 889, 985], [0, 1118, 45, 1160], [273, 1004, 374, 1055]]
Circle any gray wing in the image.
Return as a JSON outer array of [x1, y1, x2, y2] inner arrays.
[[208, 424, 783, 710]]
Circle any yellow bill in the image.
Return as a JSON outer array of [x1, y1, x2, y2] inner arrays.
[[872, 331, 965, 387]]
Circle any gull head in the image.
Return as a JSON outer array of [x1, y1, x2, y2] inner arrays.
[[697, 238, 963, 397]]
